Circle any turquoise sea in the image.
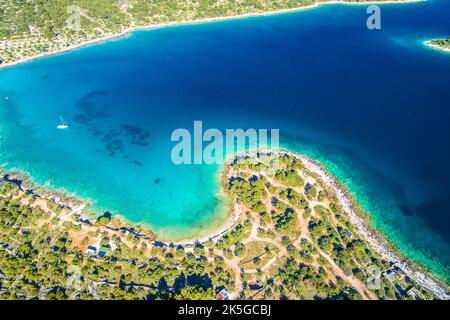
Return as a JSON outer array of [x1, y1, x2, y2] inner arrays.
[[0, 1, 449, 281]]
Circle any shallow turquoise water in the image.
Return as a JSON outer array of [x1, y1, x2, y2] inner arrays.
[[1, 1, 449, 281]]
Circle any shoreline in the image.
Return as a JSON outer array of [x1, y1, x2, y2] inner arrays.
[[159, 147, 450, 297], [424, 40, 450, 54], [1, 148, 449, 298], [0, 168, 158, 241], [223, 148, 450, 299], [288, 152, 450, 299], [0, 0, 423, 71], [163, 163, 241, 246]]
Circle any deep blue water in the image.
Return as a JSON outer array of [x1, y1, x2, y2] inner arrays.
[[0, 1, 449, 280]]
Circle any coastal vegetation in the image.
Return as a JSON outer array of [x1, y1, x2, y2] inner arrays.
[[0, 0, 404, 66], [428, 37, 450, 52], [430, 37, 450, 48], [1, 150, 444, 300]]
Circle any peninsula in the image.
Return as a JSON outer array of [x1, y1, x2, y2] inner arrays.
[[1, 151, 448, 300]]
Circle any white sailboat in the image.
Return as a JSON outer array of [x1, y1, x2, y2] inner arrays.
[[57, 116, 69, 129]]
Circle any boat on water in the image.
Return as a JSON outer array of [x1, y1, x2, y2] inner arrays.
[[56, 116, 69, 129]]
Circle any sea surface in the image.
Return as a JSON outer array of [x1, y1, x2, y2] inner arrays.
[[1, 1, 449, 281]]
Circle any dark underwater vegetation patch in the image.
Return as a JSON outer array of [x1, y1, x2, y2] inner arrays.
[[102, 129, 125, 157], [130, 160, 144, 167], [121, 125, 151, 146], [100, 126, 149, 163], [72, 91, 150, 166], [73, 90, 110, 127], [41, 72, 52, 80]]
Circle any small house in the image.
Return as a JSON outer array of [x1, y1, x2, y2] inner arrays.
[[249, 282, 264, 291], [98, 245, 109, 257], [86, 245, 97, 255], [215, 289, 230, 300], [384, 269, 398, 282]]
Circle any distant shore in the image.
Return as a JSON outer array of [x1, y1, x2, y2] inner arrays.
[[425, 40, 450, 53], [0, 0, 423, 71]]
